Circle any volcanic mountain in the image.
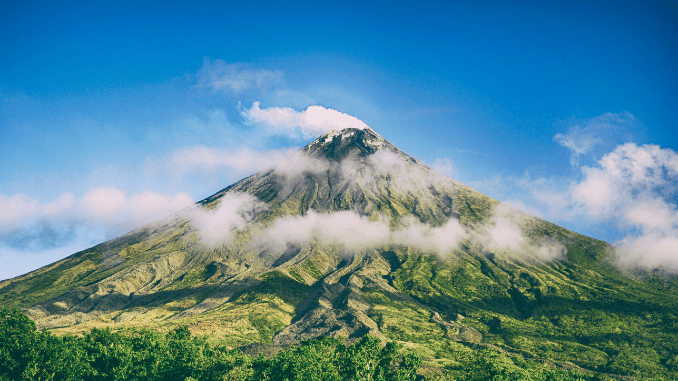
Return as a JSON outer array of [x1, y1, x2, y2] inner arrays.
[[2, 127, 678, 379]]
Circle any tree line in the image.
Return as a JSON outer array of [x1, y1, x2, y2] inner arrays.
[[1, 308, 618, 380], [0, 308, 420, 381]]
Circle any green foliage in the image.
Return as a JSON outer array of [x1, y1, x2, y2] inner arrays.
[[287, 268, 306, 284], [0, 308, 39, 380], [245, 271, 311, 306], [170, 265, 218, 289], [0, 309, 420, 381], [253, 335, 420, 381], [0, 308, 94, 380], [302, 259, 324, 279], [383, 248, 678, 380], [447, 349, 610, 381], [0, 223, 191, 310]]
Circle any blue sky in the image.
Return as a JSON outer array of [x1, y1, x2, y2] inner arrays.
[[1, 0, 677, 279]]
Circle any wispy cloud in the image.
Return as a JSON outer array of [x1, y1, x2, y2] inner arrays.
[[429, 157, 459, 179], [0, 193, 74, 234], [195, 59, 283, 94], [554, 127, 602, 167], [78, 187, 194, 231], [253, 209, 468, 257], [169, 146, 297, 175], [554, 112, 638, 167], [241, 101, 369, 139], [0, 188, 194, 253], [392, 215, 468, 256], [255, 210, 392, 253], [188, 192, 268, 247], [473, 204, 566, 261], [249, 204, 562, 262]]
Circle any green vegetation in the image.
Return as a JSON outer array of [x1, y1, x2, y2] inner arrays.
[[248, 271, 311, 306], [302, 259, 324, 279], [0, 308, 420, 381], [0, 221, 191, 310], [287, 268, 306, 284], [377, 248, 678, 380], [0, 308, 619, 380], [3, 131, 678, 380], [447, 349, 614, 381]]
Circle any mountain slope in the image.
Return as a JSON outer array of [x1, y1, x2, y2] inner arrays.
[[2, 127, 677, 379]]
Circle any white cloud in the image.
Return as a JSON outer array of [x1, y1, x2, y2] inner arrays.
[[0, 189, 194, 249], [483, 215, 525, 252], [615, 232, 678, 272], [77, 187, 194, 232], [570, 143, 678, 221], [392, 215, 467, 255], [0, 188, 195, 279], [196, 59, 283, 94], [624, 199, 675, 233], [430, 158, 459, 179], [169, 145, 297, 175], [256, 210, 467, 256], [241, 101, 369, 139], [257, 210, 391, 253], [472, 204, 567, 261], [0, 193, 74, 232], [80, 187, 127, 221], [253, 203, 563, 262], [188, 192, 268, 247], [594, 144, 678, 271], [501, 141, 678, 272], [554, 112, 638, 167], [554, 127, 602, 167], [274, 150, 331, 179]]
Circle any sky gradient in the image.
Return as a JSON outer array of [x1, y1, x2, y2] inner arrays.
[[1, 0, 677, 280]]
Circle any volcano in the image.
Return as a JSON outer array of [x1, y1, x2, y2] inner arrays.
[[2, 127, 677, 379]]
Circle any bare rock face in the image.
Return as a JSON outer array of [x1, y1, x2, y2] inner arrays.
[[272, 251, 390, 345]]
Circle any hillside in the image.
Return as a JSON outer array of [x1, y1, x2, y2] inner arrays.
[[2, 127, 677, 379]]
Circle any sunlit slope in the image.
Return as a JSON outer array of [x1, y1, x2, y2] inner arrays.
[[1, 127, 677, 379]]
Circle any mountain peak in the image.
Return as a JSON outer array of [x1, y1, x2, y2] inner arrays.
[[303, 127, 402, 161]]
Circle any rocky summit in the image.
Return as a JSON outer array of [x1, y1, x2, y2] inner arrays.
[[2, 127, 678, 379]]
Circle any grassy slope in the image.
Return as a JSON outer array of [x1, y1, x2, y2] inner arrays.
[[368, 235, 678, 379]]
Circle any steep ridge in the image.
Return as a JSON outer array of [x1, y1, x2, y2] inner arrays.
[[2, 127, 678, 379]]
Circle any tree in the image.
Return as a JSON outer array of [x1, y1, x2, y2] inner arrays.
[[0, 308, 39, 380]]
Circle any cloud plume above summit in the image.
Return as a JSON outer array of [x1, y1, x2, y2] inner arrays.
[[242, 102, 369, 139]]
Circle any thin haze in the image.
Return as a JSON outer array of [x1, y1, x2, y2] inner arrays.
[[0, 0, 677, 279]]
